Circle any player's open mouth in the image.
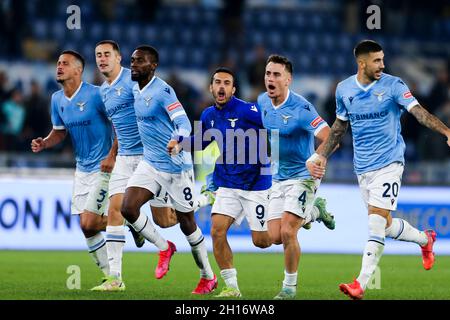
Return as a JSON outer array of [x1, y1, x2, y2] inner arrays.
[[99, 64, 108, 68], [218, 91, 225, 98], [268, 84, 275, 91]]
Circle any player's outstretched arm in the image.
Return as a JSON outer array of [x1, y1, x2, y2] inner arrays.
[[31, 129, 67, 153], [409, 104, 450, 147], [100, 136, 118, 173], [318, 118, 349, 167]]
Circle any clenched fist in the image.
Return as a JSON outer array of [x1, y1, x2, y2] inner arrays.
[[31, 137, 46, 153]]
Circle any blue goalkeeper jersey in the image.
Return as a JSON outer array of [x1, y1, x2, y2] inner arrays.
[[335, 73, 419, 174], [100, 67, 143, 155], [50, 82, 113, 172], [133, 76, 192, 173], [258, 90, 328, 181], [192, 96, 271, 191]]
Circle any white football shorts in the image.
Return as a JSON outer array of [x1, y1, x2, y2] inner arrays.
[[109, 154, 171, 207], [268, 178, 321, 222], [72, 170, 110, 216], [357, 161, 404, 211], [211, 187, 270, 231], [126, 160, 195, 213]]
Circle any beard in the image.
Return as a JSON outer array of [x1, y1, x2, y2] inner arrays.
[[131, 72, 147, 82], [366, 68, 383, 82]]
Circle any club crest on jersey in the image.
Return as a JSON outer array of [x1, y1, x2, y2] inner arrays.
[[76, 101, 86, 111], [144, 96, 152, 106], [281, 114, 292, 124], [115, 87, 124, 96], [228, 118, 238, 128], [348, 96, 354, 104], [210, 120, 214, 127], [250, 105, 258, 112], [374, 91, 385, 102]]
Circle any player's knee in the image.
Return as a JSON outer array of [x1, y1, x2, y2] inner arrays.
[[80, 218, 101, 237], [120, 201, 137, 220], [253, 237, 272, 248], [153, 215, 175, 228], [268, 229, 282, 245], [177, 213, 197, 235], [280, 226, 295, 244], [271, 237, 282, 245], [210, 225, 227, 240]]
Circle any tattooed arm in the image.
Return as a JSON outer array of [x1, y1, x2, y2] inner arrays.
[[409, 104, 450, 147], [307, 118, 349, 179], [320, 118, 349, 159]]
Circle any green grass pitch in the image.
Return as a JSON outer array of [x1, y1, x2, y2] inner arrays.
[[0, 250, 448, 300]]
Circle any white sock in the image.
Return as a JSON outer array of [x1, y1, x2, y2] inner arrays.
[[220, 268, 239, 290], [105, 225, 126, 279], [282, 270, 297, 290], [86, 233, 109, 276], [385, 218, 428, 246], [186, 226, 214, 279], [132, 213, 168, 251], [310, 206, 320, 222], [357, 214, 386, 290]]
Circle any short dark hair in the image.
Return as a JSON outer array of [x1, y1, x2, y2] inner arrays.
[[210, 67, 235, 85], [354, 40, 383, 58], [60, 50, 85, 71], [135, 45, 159, 63], [266, 54, 293, 74], [96, 40, 121, 54]]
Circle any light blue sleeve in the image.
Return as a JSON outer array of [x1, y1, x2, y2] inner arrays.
[[301, 104, 327, 136], [392, 78, 419, 112], [161, 86, 192, 140], [50, 94, 65, 130], [256, 94, 267, 125], [335, 85, 348, 121]]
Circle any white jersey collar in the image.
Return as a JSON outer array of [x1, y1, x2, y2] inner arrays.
[[354, 75, 378, 92], [107, 67, 124, 87], [64, 81, 83, 101], [272, 90, 290, 109], [138, 76, 156, 94]]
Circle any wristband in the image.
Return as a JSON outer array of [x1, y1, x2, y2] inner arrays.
[[306, 152, 320, 163]]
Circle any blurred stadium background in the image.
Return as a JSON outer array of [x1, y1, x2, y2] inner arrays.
[[0, 0, 449, 255]]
